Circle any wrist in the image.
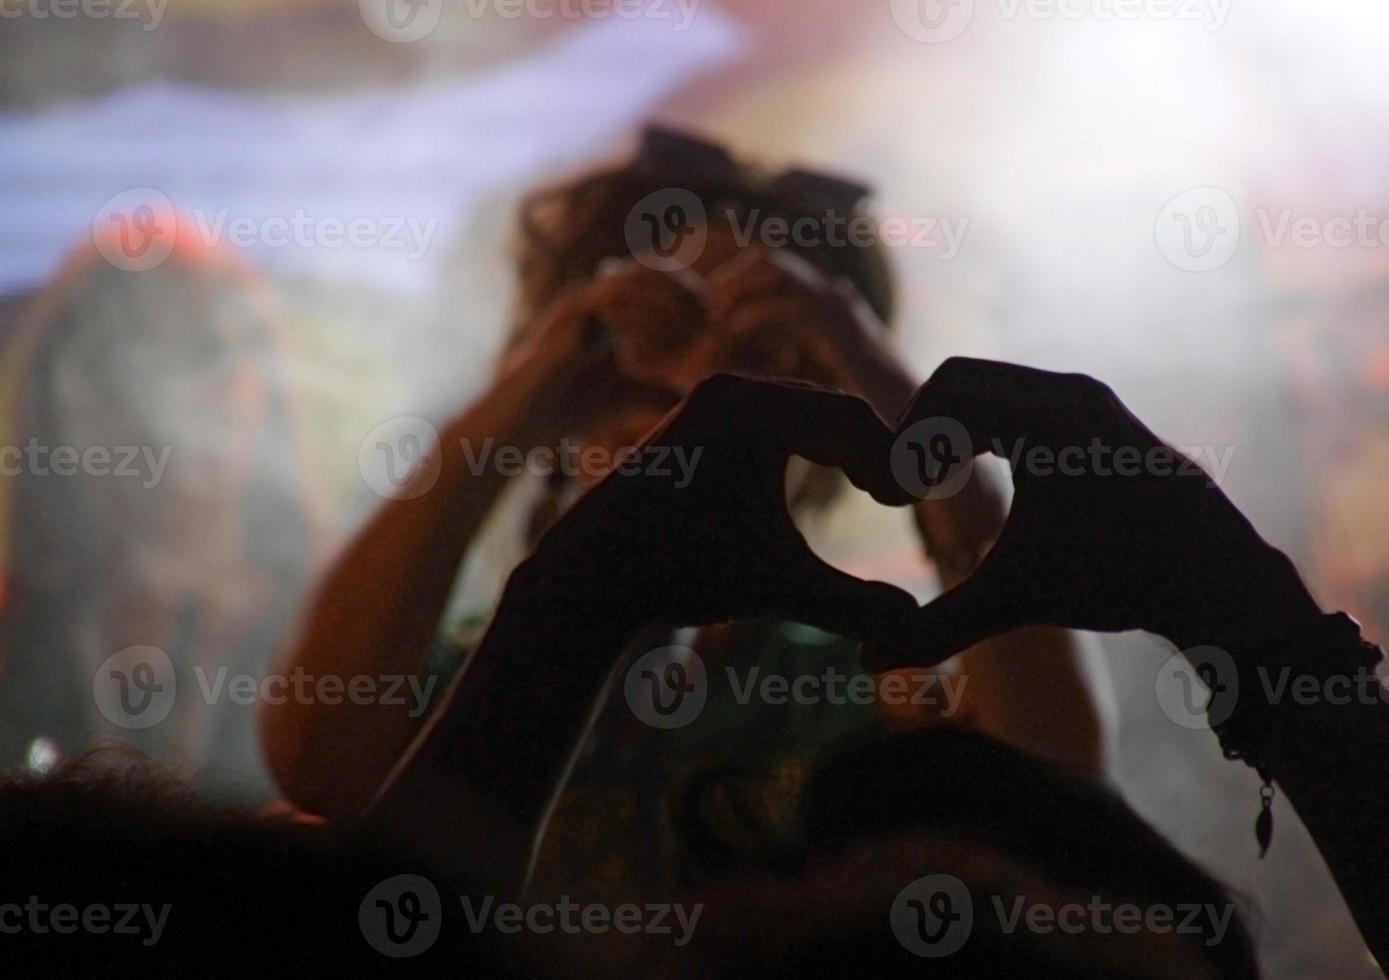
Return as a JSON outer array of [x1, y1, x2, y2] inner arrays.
[[1202, 612, 1382, 768], [1160, 549, 1326, 653]]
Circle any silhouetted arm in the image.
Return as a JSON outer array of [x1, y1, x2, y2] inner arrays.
[[368, 376, 917, 895], [865, 357, 1389, 972]]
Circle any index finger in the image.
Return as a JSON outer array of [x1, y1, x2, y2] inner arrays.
[[681, 375, 905, 507]]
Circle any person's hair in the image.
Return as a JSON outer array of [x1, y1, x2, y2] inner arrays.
[[508, 130, 898, 525], [509, 128, 897, 350], [671, 726, 1261, 978]]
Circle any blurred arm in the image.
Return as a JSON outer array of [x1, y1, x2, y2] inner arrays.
[[259, 340, 569, 819]]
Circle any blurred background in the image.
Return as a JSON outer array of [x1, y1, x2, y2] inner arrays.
[[2, 0, 1387, 974]]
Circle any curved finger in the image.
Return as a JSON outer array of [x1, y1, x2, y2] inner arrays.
[[859, 547, 1038, 670], [740, 378, 907, 507], [764, 552, 919, 644], [899, 357, 1104, 459]]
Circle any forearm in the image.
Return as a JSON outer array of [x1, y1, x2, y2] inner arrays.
[[369, 568, 641, 895], [1264, 695, 1389, 971], [260, 349, 566, 817], [1204, 616, 1389, 972]]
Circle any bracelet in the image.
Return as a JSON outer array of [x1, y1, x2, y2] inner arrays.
[[1207, 612, 1384, 856]]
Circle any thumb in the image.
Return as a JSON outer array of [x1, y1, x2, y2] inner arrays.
[[861, 557, 1035, 670], [765, 556, 919, 644]]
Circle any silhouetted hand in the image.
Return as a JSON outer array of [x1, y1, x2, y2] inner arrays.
[[507, 374, 918, 641], [865, 358, 1324, 668]]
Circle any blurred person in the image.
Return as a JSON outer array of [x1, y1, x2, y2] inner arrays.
[[373, 363, 1387, 973], [0, 736, 1256, 978], [0, 224, 323, 800], [262, 128, 1109, 897]]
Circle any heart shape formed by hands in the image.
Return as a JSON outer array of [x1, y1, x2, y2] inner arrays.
[[512, 373, 917, 644], [513, 359, 1320, 670]]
